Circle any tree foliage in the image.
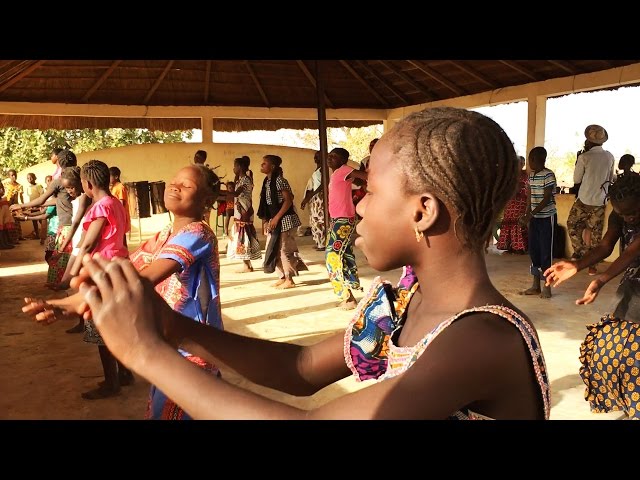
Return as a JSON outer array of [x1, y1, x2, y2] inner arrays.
[[292, 125, 384, 163], [0, 128, 193, 173]]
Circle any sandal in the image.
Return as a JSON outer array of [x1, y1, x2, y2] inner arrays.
[[81, 385, 121, 400]]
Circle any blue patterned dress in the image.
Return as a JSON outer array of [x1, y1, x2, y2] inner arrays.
[[130, 221, 223, 420]]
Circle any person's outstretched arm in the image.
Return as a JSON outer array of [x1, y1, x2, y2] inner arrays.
[[78, 255, 530, 420], [10, 182, 55, 211], [545, 212, 622, 287], [80, 255, 353, 397], [575, 226, 640, 305], [79, 255, 524, 419]]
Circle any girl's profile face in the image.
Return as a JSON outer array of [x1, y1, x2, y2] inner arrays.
[[260, 158, 274, 175], [233, 162, 241, 176], [354, 138, 423, 272], [81, 177, 93, 199], [613, 198, 640, 226], [165, 166, 208, 216], [9, 172, 16, 181], [62, 178, 82, 199]]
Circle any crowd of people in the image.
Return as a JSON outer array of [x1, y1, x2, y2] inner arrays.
[[3, 106, 639, 419]]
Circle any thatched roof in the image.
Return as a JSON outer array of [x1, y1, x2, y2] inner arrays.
[[0, 114, 378, 132], [0, 60, 637, 131]]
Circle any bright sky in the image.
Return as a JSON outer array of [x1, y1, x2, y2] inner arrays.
[[473, 85, 640, 160], [191, 85, 640, 184]]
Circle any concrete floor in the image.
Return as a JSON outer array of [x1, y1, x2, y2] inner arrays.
[[0, 230, 626, 420]]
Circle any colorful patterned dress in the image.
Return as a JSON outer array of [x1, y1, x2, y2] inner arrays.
[[579, 214, 640, 418], [343, 266, 551, 419], [4, 182, 23, 242], [496, 170, 529, 253], [81, 196, 130, 345], [227, 174, 261, 261], [129, 221, 223, 420]]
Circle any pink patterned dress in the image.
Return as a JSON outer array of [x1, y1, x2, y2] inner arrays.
[[497, 170, 529, 253]]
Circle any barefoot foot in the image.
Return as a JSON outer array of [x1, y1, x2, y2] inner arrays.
[[338, 299, 358, 310], [271, 279, 286, 287], [276, 279, 296, 289]]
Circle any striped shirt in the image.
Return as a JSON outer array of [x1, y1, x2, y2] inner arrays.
[[529, 168, 557, 218]]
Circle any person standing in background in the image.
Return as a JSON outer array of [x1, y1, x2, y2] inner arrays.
[[566, 125, 615, 275], [300, 151, 326, 251], [109, 167, 131, 247], [520, 147, 557, 299], [26, 173, 44, 239], [496, 156, 529, 254]]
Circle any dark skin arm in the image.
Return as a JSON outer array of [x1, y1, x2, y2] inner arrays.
[[20, 212, 50, 222], [9, 183, 56, 211], [301, 186, 321, 210], [69, 218, 107, 276], [23, 256, 181, 324], [78, 255, 540, 419], [346, 169, 368, 182], [544, 213, 638, 304], [521, 185, 553, 225], [265, 188, 294, 233], [60, 195, 91, 253]]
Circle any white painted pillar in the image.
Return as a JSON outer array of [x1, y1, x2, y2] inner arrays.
[[526, 94, 547, 160], [201, 116, 214, 144]]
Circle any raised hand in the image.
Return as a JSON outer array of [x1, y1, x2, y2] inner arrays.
[[576, 279, 603, 305], [23, 295, 82, 325], [544, 260, 578, 287], [79, 255, 171, 369]]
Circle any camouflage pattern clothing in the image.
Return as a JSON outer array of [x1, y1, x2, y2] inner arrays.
[[566, 198, 605, 259]]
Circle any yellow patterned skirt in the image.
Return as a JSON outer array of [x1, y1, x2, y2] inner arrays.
[[579, 314, 640, 419]]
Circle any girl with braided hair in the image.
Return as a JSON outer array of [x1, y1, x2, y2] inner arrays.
[[11, 149, 78, 286], [24, 164, 225, 417], [227, 156, 261, 272], [49, 107, 549, 419], [257, 154, 308, 289], [545, 173, 640, 418]]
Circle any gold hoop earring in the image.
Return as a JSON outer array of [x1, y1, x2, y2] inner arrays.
[[414, 226, 424, 243]]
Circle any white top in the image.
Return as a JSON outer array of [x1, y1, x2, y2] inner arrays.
[[574, 146, 615, 206], [305, 168, 321, 192], [70, 195, 86, 255]]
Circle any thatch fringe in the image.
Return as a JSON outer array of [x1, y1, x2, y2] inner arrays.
[[0, 115, 380, 133]]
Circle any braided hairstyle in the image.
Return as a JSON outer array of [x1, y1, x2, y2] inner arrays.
[[81, 160, 110, 191], [57, 149, 77, 169], [192, 164, 221, 209], [264, 155, 283, 178], [607, 171, 640, 203], [389, 107, 519, 251], [61, 166, 82, 191]]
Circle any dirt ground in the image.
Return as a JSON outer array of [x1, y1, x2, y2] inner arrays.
[[0, 231, 625, 420]]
